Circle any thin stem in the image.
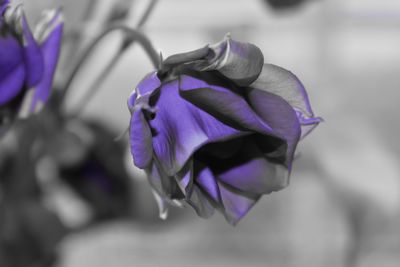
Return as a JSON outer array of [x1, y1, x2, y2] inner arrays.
[[136, 0, 158, 28], [61, 0, 159, 111], [70, 0, 159, 114], [72, 52, 123, 115], [61, 25, 159, 104]]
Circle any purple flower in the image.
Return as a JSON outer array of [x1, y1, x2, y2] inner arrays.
[[0, 4, 63, 132], [128, 35, 321, 224], [0, 0, 9, 19]]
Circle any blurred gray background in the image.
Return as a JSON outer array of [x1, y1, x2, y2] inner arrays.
[[19, 0, 400, 266]]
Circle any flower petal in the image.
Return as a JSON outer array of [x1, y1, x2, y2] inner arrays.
[[193, 160, 221, 203], [218, 182, 260, 225], [174, 160, 193, 197], [30, 9, 63, 112], [216, 139, 289, 194], [21, 13, 44, 87], [179, 74, 279, 138], [128, 71, 161, 112], [0, 36, 25, 105], [250, 64, 322, 140], [194, 36, 264, 86], [246, 88, 301, 167], [127, 91, 137, 111], [250, 64, 314, 117], [151, 189, 169, 220], [148, 79, 246, 175], [0, 67, 25, 106], [162, 45, 210, 71], [136, 71, 161, 97], [129, 110, 153, 169], [187, 185, 215, 219], [147, 161, 183, 201], [0, 0, 9, 25]]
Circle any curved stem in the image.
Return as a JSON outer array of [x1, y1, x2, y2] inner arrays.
[[136, 0, 158, 28], [69, 0, 160, 114], [72, 52, 123, 115], [62, 26, 159, 99], [63, 0, 160, 106]]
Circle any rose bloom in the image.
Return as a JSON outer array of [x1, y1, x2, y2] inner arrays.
[[128, 35, 321, 224], [0, 2, 63, 134]]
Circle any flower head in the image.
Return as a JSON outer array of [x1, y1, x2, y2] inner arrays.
[[128, 35, 321, 224], [0, 3, 63, 134]]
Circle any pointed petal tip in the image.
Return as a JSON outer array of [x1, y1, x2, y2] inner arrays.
[[201, 36, 264, 87], [151, 189, 169, 220], [218, 182, 260, 225]]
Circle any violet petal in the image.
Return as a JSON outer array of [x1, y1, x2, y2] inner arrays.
[[30, 10, 63, 112], [218, 182, 260, 225], [187, 185, 215, 219], [246, 88, 301, 167], [216, 139, 289, 195], [179, 74, 279, 138], [21, 14, 44, 88], [135, 71, 161, 97], [194, 160, 221, 203], [0, 65, 25, 106], [129, 110, 153, 169], [0, 0, 9, 18], [148, 79, 245, 175], [251, 64, 314, 116], [0, 36, 25, 105]]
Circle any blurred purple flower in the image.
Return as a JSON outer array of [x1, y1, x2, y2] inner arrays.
[[56, 120, 132, 220], [0, 3, 63, 133], [0, 0, 9, 19], [128, 35, 321, 224]]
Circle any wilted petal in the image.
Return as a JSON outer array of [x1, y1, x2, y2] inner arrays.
[[145, 162, 162, 194], [151, 189, 169, 220], [246, 88, 301, 167], [129, 110, 153, 168], [218, 182, 260, 225], [187, 185, 215, 219], [30, 9, 63, 112], [179, 74, 279, 138], [21, 13, 44, 87], [251, 64, 321, 139], [0, 36, 25, 105], [215, 139, 289, 194], [251, 64, 314, 117], [148, 158, 183, 199], [194, 36, 264, 86], [162, 45, 210, 71], [174, 160, 193, 197], [148, 79, 245, 175]]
